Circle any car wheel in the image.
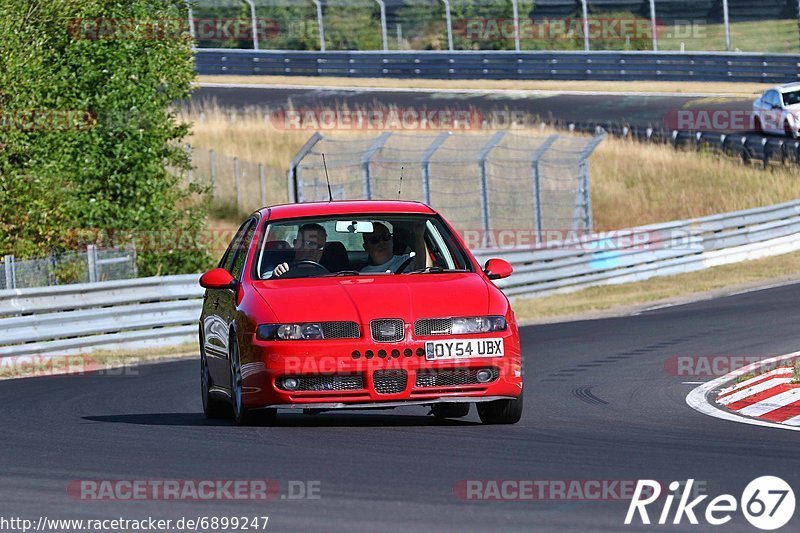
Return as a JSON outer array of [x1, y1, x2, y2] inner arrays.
[[200, 345, 228, 419], [229, 337, 277, 426], [476, 391, 523, 425], [431, 402, 470, 419], [785, 121, 796, 139]]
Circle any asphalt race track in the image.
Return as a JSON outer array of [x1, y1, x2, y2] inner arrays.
[[2, 283, 799, 532], [193, 84, 756, 133]]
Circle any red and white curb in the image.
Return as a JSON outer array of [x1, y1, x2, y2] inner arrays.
[[686, 352, 800, 432]]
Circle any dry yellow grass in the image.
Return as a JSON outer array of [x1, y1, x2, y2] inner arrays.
[[197, 75, 767, 97], [183, 105, 800, 230], [590, 138, 800, 229]]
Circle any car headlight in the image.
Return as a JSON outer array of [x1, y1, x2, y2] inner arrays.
[[451, 316, 507, 334], [256, 323, 325, 340]]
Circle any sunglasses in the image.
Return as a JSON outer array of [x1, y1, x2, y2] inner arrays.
[[365, 233, 392, 245]]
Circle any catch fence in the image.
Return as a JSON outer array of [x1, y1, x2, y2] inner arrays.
[[288, 131, 605, 238]]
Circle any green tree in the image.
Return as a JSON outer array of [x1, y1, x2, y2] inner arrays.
[[0, 0, 210, 276]]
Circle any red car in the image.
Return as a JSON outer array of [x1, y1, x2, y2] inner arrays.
[[198, 200, 523, 426]]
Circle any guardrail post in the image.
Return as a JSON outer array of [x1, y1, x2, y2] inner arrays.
[[209, 149, 217, 199], [375, 0, 388, 51], [420, 132, 450, 206], [648, 0, 658, 51], [234, 157, 241, 212], [511, 0, 520, 52], [441, 0, 454, 51], [361, 132, 392, 200], [243, 0, 259, 50], [259, 164, 267, 207], [3, 255, 15, 290], [87, 245, 98, 284], [313, 0, 326, 52], [530, 135, 559, 237], [722, 0, 731, 51], [580, 0, 590, 51], [478, 131, 506, 246], [184, 0, 196, 42]]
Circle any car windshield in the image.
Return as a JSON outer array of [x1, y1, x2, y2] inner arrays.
[[254, 214, 473, 280], [782, 90, 800, 106]]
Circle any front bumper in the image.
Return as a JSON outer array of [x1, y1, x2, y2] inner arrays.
[[239, 329, 522, 409]]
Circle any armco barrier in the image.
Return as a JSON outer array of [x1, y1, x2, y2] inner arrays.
[[0, 275, 203, 357], [2, 199, 799, 357], [473, 198, 800, 297], [195, 49, 800, 83]]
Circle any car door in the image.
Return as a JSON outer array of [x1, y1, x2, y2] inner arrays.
[[763, 91, 782, 133], [204, 218, 257, 387]]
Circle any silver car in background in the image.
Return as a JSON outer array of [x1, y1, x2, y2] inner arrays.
[[753, 82, 800, 138]]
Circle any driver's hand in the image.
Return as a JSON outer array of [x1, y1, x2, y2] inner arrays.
[[273, 262, 289, 277]]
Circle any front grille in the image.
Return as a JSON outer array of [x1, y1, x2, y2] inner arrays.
[[415, 368, 499, 388], [320, 321, 360, 339], [414, 318, 452, 336], [279, 374, 364, 392], [373, 369, 407, 394], [370, 319, 404, 342]]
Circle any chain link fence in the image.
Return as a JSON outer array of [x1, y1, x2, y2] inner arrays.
[[186, 145, 286, 215], [0, 246, 137, 291], [288, 131, 604, 242], [188, 0, 800, 53]]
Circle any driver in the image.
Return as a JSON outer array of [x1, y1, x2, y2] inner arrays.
[[273, 223, 327, 277], [360, 222, 426, 273]]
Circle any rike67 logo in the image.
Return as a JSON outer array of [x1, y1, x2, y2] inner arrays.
[[625, 477, 795, 530]]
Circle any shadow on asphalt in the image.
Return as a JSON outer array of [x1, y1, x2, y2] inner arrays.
[[82, 412, 480, 427]]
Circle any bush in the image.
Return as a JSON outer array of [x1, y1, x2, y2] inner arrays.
[[0, 0, 211, 276]]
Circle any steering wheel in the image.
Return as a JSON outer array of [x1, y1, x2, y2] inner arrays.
[[393, 254, 416, 274], [273, 260, 330, 279]]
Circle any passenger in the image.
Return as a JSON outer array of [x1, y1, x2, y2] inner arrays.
[[360, 222, 427, 273]]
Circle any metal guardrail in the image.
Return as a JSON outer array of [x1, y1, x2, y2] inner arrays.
[[473, 198, 800, 297], [2, 199, 799, 357], [195, 49, 800, 83], [0, 275, 203, 357]]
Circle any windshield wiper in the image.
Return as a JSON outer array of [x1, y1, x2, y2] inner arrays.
[[322, 270, 361, 277], [407, 267, 469, 274]]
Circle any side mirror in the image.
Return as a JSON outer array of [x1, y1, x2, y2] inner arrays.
[[199, 268, 237, 290], [483, 258, 513, 280]]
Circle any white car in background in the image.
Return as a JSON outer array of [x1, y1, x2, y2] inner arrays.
[[752, 82, 800, 138]]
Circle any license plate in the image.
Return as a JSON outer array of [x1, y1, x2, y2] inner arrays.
[[425, 338, 504, 361]]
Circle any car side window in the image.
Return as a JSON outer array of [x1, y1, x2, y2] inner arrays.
[[230, 220, 257, 280], [220, 219, 254, 274], [766, 91, 780, 108]]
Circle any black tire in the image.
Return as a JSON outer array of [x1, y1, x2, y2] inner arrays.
[[230, 337, 277, 426], [431, 402, 470, 419], [785, 121, 796, 139], [200, 338, 228, 419], [476, 391, 523, 425]]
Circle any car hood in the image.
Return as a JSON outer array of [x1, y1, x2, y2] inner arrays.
[[251, 273, 491, 323]]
